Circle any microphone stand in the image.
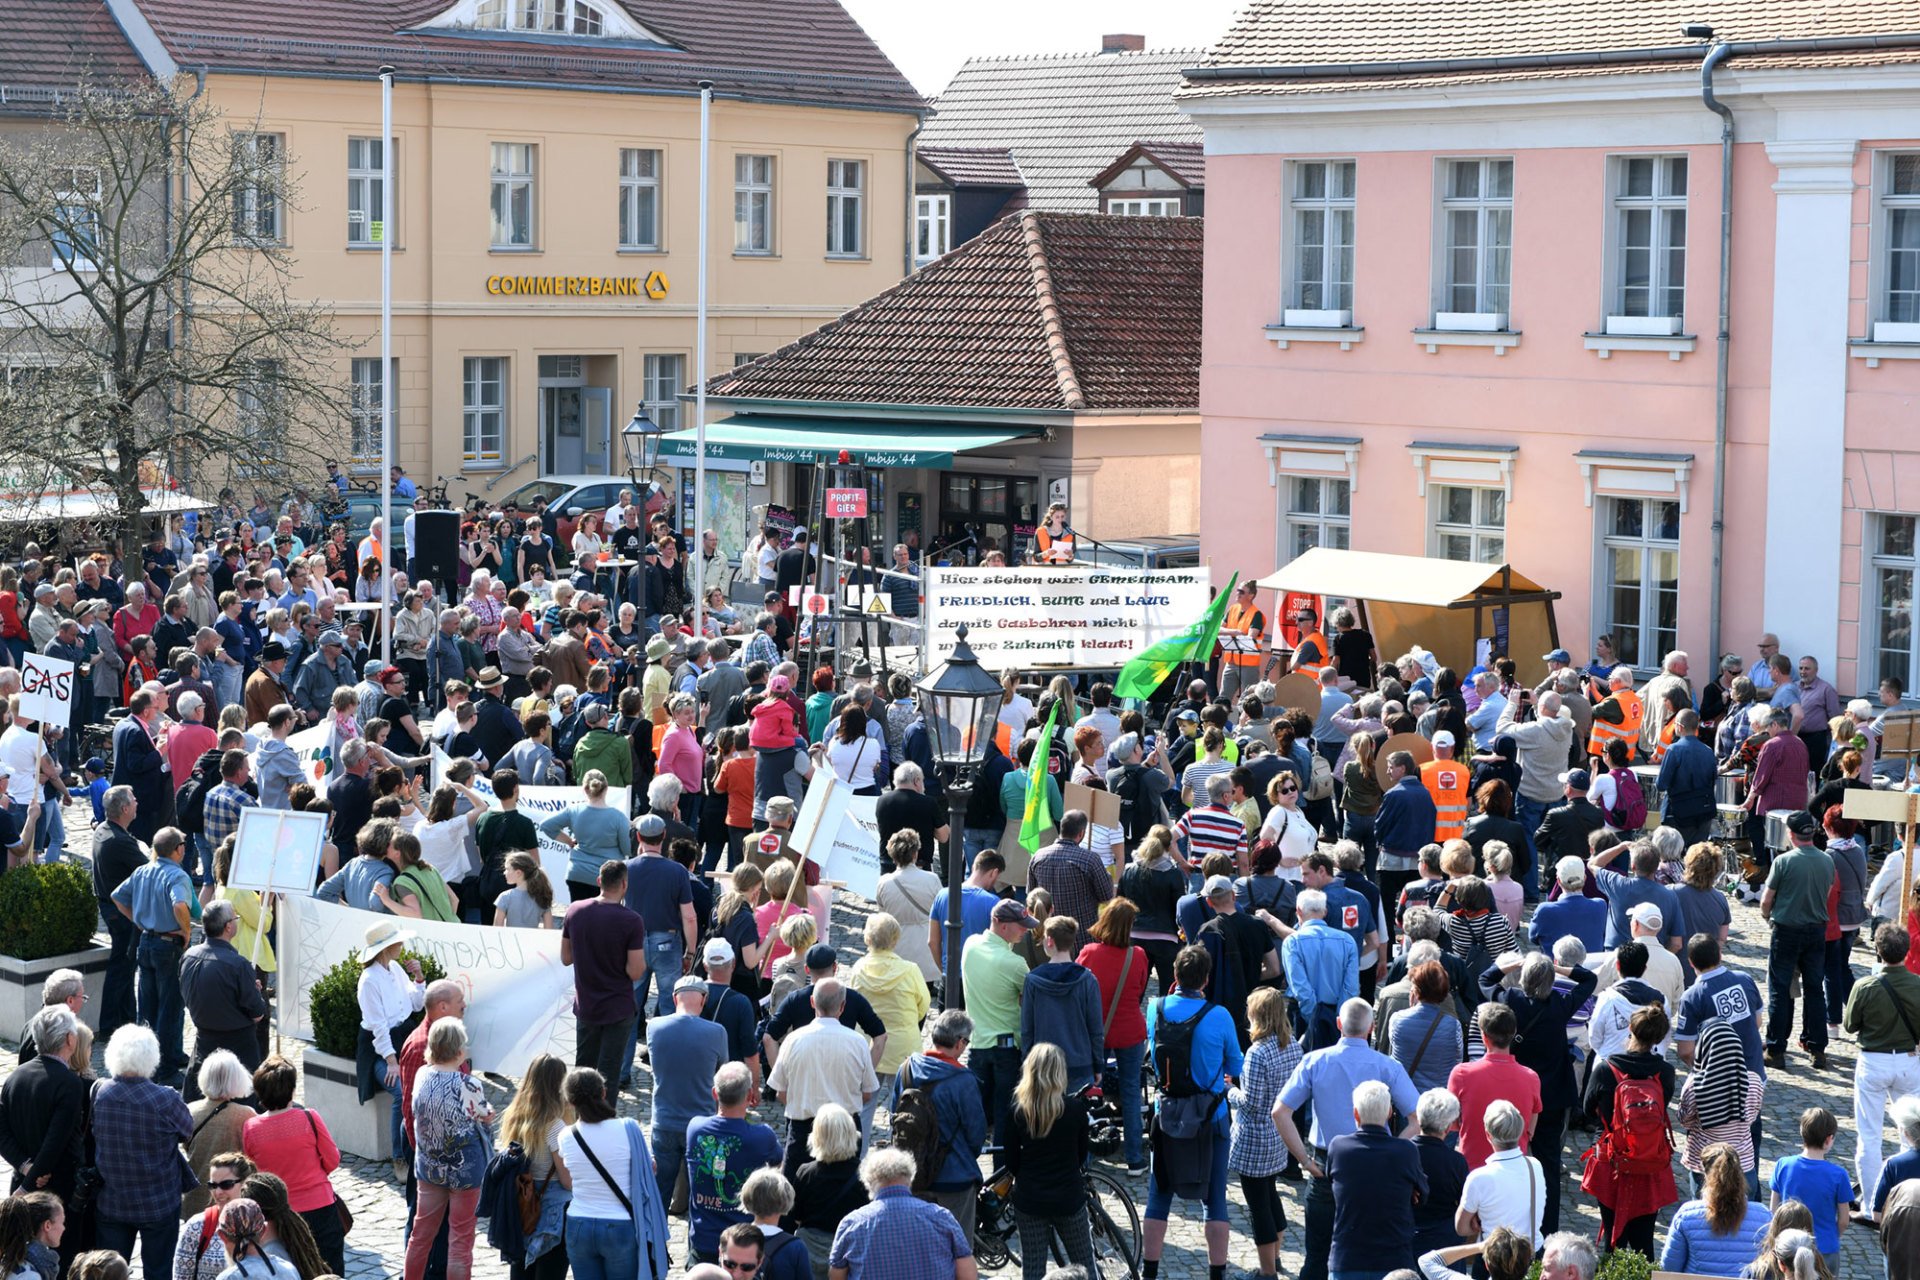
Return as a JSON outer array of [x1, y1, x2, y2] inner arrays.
[[1055, 524, 1131, 567]]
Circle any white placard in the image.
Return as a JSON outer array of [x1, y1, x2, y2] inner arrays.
[[285, 723, 332, 796], [922, 565, 1213, 670], [279, 895, 574, 1075], [227, 807, 327, 893], [18, 652, 74, 726], [790, 770, 880, 899]]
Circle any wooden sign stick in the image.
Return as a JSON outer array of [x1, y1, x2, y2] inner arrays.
[[1905, 791, 1917, 911]]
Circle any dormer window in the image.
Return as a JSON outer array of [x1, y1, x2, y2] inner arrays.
[[474, 0, 609, 35]]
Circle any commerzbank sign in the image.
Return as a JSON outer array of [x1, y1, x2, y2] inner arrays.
[[486, 271, 669, 299]]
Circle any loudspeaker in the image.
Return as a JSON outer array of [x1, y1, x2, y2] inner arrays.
[[410, 509, 462, 591]]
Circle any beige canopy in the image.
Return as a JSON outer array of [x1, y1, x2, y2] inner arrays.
[[1255, 548, 1562, 685]]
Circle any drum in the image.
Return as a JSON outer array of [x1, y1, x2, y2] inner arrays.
[[1631, 764, 1664, 828], [1765, 808, 1797, 852], [1715, 771, 1749, 808]]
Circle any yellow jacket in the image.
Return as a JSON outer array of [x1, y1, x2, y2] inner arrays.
[[848, 947, 931, 1076], [215, 886, 276, 973]]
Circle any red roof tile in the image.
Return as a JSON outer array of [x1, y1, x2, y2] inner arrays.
[[123, 0, 923, 113], [707, 211, 1201, 412], [0, 0, 148, 92], [916, 146, 1024, 188]]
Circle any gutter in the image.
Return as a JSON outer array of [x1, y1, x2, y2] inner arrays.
[[903, 115, 923, 277], [1700, 41, 1735, 671], [1182, 31, 1920, 81]]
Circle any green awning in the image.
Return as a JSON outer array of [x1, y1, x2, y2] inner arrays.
[[658, 415, 1039, 470]]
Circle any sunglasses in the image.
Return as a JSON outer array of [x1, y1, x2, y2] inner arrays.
[[721, 1262, 758, 1273], [1278, 784, 1299, 794], [207, 1177, 243, 1191]]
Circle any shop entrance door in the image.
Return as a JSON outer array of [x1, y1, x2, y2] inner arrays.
[[538, 356, 611, 475], [937, 472, 1038, 564]]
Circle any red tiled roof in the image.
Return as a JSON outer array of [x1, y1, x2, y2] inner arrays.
[[124, 0, 923, 113], [707, 211, 1201, 412], [1089, 140, 1204, 190], [917, 146, 1024, 188], [0, 0, 149, 92]]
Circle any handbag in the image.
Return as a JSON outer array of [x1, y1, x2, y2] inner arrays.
[[299, 1107, 355, 1234], [1102, 946, 1137, 1037]]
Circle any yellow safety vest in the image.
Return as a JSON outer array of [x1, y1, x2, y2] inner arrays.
[[1421, 758, 1470, 841]]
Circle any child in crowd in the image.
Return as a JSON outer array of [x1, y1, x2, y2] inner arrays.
[[68, 756, 108, 823], [1770, 1106, 1854, 1270]]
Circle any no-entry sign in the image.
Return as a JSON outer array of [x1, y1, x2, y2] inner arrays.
[[804, 593, 831, 615], [825, 488, 868, 519]]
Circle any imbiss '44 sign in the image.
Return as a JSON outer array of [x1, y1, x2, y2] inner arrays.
[[922, 566, 1212, 670]]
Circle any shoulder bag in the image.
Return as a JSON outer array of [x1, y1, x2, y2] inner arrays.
[[1403, 1008, 1446, 1079], [570, 1123, 635, 1217], [298, 1106, 355, 1234], [1102, 946, 1137, 1037]]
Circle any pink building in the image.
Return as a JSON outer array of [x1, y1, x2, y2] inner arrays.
[[1180, 0, 1920, 696]]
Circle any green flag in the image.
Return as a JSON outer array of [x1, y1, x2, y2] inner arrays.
[[1019, 696, 1062, 853], [1111, 572, 1241, 701]]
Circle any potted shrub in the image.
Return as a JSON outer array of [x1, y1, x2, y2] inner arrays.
[[1527, 1247, 1651, 1280], [0, 861, 108, 1044], [301, 950, 447, 1159]]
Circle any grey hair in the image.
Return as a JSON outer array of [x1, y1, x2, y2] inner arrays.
[[1556, 856, 1587, 891], [1554, 670, 1582, 694], [1542, 1233, 1599, 1280], [1484, 1099, 1525, 1149], [40, 968, 85, 1007], [1651, 825, 1686, 861], [202, 900, 238, 936], [1112, 732, 1140, 760], [105, 1023, 161, 1078], [807, 1103, 862, 1162], [928, 1008, 973, 1051], [1329, 605, 1356, 629], [1357, 693, 1383, 718], [1415, 1087, 1460, 1136], [1333, 839, 1365, 872], [754, 611, 777, 631], [739, 1166, 794, 1218], [198, 1049, 254, 1101], [1296, 888, 1327, 918], [339, 738, 369, 769], [1406, 939, 1442, 968], [1552, 935, 1588, 969], [1538, 690, 1563, 717], [1352, 1079, 1392, 1126], [666, 691, 696, 716], [1663, 650, 1689, 672], [892, 761, 924, 789], [1521, 953, 1557, 1000], [648, 773, 683, 808], [427, 1016, 469, 1064], [859, 1146, 918, 1193], [1402, 905, 1445, 943], [583, 701, 608, 726], [177, 690, 204, 719], [1893, 1094, 1920, 1148], [1205, 772, 1234, 803], [715, 1061, 753, 1107], [28, 1005, 79, 1055], [1337, 997, 1373, 1037], [104, 784, 136, 821]]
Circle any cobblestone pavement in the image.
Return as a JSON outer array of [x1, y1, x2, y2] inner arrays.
[[2, 797, 1905, 1278]]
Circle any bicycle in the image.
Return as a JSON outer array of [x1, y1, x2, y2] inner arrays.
[[974, 1091, 1142, 1280]]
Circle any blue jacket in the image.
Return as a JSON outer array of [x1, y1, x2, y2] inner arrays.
[[1374, 777, 1437, 854], [894, 1054, 986, 1190], [1283, 920, 1359, 1024], [1020, 961, 1104, 1090], [1658, 1199, 1771, 1277], [1657, 734, 1718, 822]]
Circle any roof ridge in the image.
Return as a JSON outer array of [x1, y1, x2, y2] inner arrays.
[[951, 46, 1206, 69], [1017, 212, 1086, 411]]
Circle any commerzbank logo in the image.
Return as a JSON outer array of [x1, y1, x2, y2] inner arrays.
[[486, 271, 669, 299]]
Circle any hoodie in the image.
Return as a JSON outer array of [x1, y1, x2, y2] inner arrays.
[[1496, 700, 1578, 802], [1586, 976, 1666, 1060], [749, 695, 798, 750], [254, 736, 306, 810], [1470, 735, 1523, 798], [848, 949, 932, 1077], [894, 1053, 986, 1190], [1019, 959, 1105, 1091]]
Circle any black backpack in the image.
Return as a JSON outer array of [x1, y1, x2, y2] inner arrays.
[[889, 1062, 957, 1194], [175, 764, 217, 836], [1151, 996, 1216, 1098]]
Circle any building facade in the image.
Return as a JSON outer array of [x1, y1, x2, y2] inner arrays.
[[1182, 0, 1920, 695]]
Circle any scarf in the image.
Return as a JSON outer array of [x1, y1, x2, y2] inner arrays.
[[332, 709, 361, 741], [1692, 1017, 1747, 1128]]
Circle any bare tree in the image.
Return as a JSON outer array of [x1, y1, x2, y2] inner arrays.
[[0, 79, 345, 546]]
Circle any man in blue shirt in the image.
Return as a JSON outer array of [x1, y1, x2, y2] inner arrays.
[[927, 848, 1004, 972], [108, 827, 195, 1086], [1528, 856, 1609, 953], [1284, 889, 1359, 1051], [1588, 839, 1687, 952], [1143, 944, 1243, 1280], [1274, 998, 1421, 1280], [1656, 709, 1719, 846], [685, 1061, 781, 1266], [391, 464, 418, 500], [1302, 851, 1381, 996], [1374, 750, 1437, 909], [647, 977, 729, 1210]]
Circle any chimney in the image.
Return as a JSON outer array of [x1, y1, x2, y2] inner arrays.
[[1101, 33, 1145, 53]]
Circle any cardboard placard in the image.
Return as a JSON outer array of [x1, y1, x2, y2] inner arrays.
[[1879, 711, 1920, 757], [1268, 672, 1322, 715], [1063, 781, 1123, 832], [1375, 731, 1434, 787], [227, 807, 328, 894], [997, 817, 1054, 887]]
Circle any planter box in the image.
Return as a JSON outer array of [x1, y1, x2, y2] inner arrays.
[[1, 943, 108, 1045], [1873, 320, 1920, 343], [302, 1047, 394, 1160], [1434, 310, 1507, 332], [1281, 307, 1353, 328], [1605, 314, 1682, 336]]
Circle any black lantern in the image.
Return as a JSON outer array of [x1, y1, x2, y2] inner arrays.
[[621, 403, 663, 486]]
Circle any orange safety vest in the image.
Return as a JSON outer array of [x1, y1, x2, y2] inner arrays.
[[1220, 602, 1266, 669], [1294, 629, 1331, 676], [1034, 526, 1076, 564], [1587, 688, 1644, 759], [1652, 716, 1680, 763], [1421, 757, 1470, 841]]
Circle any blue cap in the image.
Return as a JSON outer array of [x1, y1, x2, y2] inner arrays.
[[1542, 648, 1572, 664], [84, 756, 107, 774]]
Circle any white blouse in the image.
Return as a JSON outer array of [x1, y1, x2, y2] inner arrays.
[[357, 960, 426, 1058], [413, 815, 478, 883], [1260, 802, 1314, 881]]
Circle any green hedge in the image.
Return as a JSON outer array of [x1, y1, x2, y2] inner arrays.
[[309, 950, 448, 1058], [0, 861, 100, 960], [1528, 1248, 1649, 1280]]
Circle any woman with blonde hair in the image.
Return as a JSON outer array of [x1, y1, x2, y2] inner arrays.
[[847, 913, 930, 1130], [1117, 826, 1186, 993], [711, 862, 765, 999], [538, 768, 632, 906], [405, 1018, 495, 1280], [1230, 987, 1300, 1278], [497, 1053, 573, 1280], [789, 1103, 865, 1274], [1341, 729, 1383, 864], [766, 910, 817, 1007], [1004, 1043, 1095, 1280]]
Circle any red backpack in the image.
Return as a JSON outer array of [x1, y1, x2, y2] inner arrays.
[[1606, 767, 1649, 831], [1598, 1064, 1672, 1174]]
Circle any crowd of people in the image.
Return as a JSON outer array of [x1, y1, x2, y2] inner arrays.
[[0, 498, 1919, 1280]]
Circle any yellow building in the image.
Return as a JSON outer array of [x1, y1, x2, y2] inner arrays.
[[110, 0, 923, 540]]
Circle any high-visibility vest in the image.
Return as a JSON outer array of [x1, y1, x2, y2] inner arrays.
[[1034, 527, 1075, 564], [1294, 629, 1331, 676], [1587, 688, 1644, 759], [1221, 602, 1266, 669], [1421, 757, 1470, 841], [1652, 716, 1680, 762]]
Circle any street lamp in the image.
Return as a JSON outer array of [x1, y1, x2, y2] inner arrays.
[[914, 624, 1006, 1007], [621, 403, 663, 490]]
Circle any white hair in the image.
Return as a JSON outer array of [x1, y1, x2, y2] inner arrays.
[[1663, 650, 1688, 672], [105, 1024, 161, 1079], [808, 1103, 862, 1162], [1296, 889, 1327, 918], [177, 690, 204, 718], [1553, 935, 1588, 969], [1337, 997, 1373, 1037], [1893, 1094, 1920, 1149], [28, 1005, 79, 1055], [1484, 1099, 1525, 1149], [1542, 1233, 1599, 1280], [198, 1049, 255, 1101], [1416, 1087, 1460, 1136], [892, 762, 924, 789], [648, 773, 683, 808], [1609, 665, 1635, 686], [1352, 1080, 1392, 1126], [859, 1146, 918, 1193], [1406, 939, 1442, 968]]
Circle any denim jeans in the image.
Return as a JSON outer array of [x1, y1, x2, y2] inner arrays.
[[962, 827, 1000, 870], [136, 933, 187, 1081], [1514, 794, 1549, 901], [100, 909, 138, 1041], [380, 1064, 409, 1160], [650, 1119, 687, 1210], [97, 1214, 179, 1280], [565, 1215, 637, 1280], [1144, 1113, 1230, 1222], [1767, 922, 1829, 1053], [192, 833, 217, 887], [623, 930, 684, 1079], [1301, 1166, 1335, 1280], [1341, 811, 1377, 875], [1111, 1040, 1146, 1166]]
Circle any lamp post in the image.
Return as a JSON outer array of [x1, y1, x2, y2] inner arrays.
[[621, 403, 661, 494], [915, 624, 1005, 1006]]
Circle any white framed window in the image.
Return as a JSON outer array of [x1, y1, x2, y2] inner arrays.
[[1288, 160, 1355, 312], [618, 148, 661, 250], [827, 159, 864, 257], [1597, 497, 1680, 671], [1612, 155, 1687, 320], [643, 354, 684, 432], [490, 143, 536, 249], [1439, 158, 1512, 317], [1432, 484, 1505, 563], [232, 132, 284, 244], [346, 137, 388, 246], [734, 154, 774, 254], [1284, 476, 1351, 562], [476, 0, 606, 33], [462, 356, 507, 464], [914, 194, 950, 264], [1869, 514, 1918, 689], [50, 166, 100, 269], [235, 359, 284, 474], [1107, 198, 1181, 217], [349, 357, 397, 470], [1881, 155, 1920, 324]]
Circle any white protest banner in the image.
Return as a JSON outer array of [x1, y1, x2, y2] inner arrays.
[[430, 746, 588, 911], [286, 723, 333, 795], [790, 770, 881, 899], [17, 651, 74, 726], [228, 808, 327, 894], [279, 895, 573, 1075], [923, 565, 1212, 670]]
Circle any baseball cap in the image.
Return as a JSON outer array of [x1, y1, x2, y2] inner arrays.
[[318, 629, 344, 648], [1628, 902, 1665, 931], [673, 974, 708, 996], [701, 938, 735, 967], [804, 943, 837, 971], [1542, 648, 1572, 664], [363, 658, 386, 677], [635, 813, 667, 840], [1175, 708, 1200, 723], [1560, 767, 1592, 790], [1785, 809, 1820, 839], [1203, 874, 1235, 901], [84, 756, 106, 774], [991, 898, 1041, 928], [1431, 729, 1456, 749]]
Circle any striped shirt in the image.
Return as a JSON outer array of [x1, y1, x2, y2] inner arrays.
[[1180, 758, 1234, 803], [1179, 803, 1248, 864]]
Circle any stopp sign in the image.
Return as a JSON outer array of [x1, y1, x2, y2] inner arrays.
[[804, 594, 831, 615]]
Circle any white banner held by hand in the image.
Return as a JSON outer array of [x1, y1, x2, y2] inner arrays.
[[17, 652, 74, 726]]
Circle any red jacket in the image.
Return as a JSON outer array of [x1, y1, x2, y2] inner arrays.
[[242, 1108, 341, 1213], [113, 602, 160, 659], [749, 695, 798, 750], [1076, 941, 1149, 1048]]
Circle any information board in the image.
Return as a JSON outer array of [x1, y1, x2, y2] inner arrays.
[[923, 565, 1212, 670]]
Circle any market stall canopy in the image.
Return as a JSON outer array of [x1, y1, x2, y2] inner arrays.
[[1254, 548, 1560, 683], [0, 487, 206, 524], [658, 415, 1040, 470]]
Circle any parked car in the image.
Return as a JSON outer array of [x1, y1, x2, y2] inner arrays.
[[1073, 534, 1201, 570], [493, 474, 666, 554]]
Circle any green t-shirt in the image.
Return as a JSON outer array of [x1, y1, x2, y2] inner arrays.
[[960, 930, 1028, 1042], [1765, 845, 1835, 930]]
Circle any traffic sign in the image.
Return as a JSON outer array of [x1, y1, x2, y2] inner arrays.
[[825, 487, 868, 519], [804, 593, 831, 615]]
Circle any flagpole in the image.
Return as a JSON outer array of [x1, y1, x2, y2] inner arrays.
[[378, 65, 394, 664]]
